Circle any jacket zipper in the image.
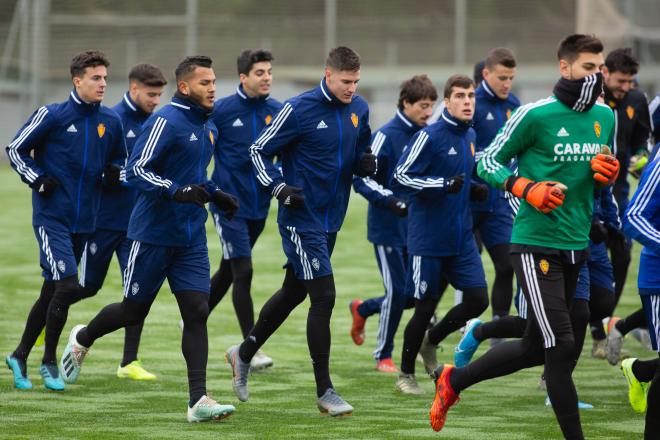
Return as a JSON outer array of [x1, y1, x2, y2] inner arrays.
[[326, 109, 343, 232], [73, 117, 89, 232]]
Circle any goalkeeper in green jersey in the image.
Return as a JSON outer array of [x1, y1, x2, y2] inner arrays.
[[429, 34, 620, 440]]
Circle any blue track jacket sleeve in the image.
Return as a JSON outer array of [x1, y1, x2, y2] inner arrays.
[[250, 102, 296, 196], [600, 187, 622, 229], [393, 130, 447, 197], [5, 106, 52, 185], [624, 160, 660, 254], [353, 109, 373, 175], [353, 130, 394, 207], [126, 115, 178, 198]]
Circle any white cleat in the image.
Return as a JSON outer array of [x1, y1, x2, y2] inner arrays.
[[187, 395, 235, 422], [317, 388, 353, 417], [250, 349, 273, 371], [395, 373, 425, 395], [60, 325, 89, 384]]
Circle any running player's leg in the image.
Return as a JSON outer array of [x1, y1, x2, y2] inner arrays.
[[11, 280, 54, 363], [427, 239, 489, 347], [373, 244, 407, 364], [208, 212, 235, 312], [641, 294, 660, 439], [570, 262, 590, 367]]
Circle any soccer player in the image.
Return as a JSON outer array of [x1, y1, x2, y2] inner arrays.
[[602, 48, 651, 308], [5, 51, 125, 391], [59, 56, 239, 422], [392, 74, 489, 394], [621, 148, 660, 439], [350, 75, 438, 372], [470, 48, 520, 332], [76, 64, 167, 381], [207, 49, 282, 371], [429, 34, 618, 439], [226, 46, 376, 417]]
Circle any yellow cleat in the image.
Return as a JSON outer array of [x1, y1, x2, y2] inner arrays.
[[117, 360, 157, 381], [35, 327, 45, 347], [620, 358, 648, 413]]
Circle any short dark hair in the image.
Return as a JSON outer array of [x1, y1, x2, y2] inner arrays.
[[443, 74, 475, 99], [397, 75, 438, 110], [128, 64, 167, 87], [237, 49, 274, 76], [70, 50, 109, 78], [557, 34, 603, 63], [605, 48, 639, 75], [175, 55, 213, 82], [326, 46, 360, 71], [485, 48, 516, 70], [473, 59, 486, 85]]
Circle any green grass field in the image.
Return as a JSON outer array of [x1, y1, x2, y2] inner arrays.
[[0, 164, 648, 439]]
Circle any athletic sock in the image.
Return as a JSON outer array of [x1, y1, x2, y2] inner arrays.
[[633, 358, 660, 382], [175, 291, 209, 406], [427, 287, 488, 346], [13, 280, 55, 361], [305, 275, 336, 397], [644, 359, 660, 439], [230, 258, 255, 339], [239, 267, 306, 363], [615, 308, 646, 336], [43, 276, 78, 364], [208, 259, 233, 313], [121, 320, 145, 367], [473, 315, 527, 341]]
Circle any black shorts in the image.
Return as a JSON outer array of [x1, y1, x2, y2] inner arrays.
[[511, 245, 587, 348]]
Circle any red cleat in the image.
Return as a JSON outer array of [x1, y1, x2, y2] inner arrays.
[[375, 358, 399, 373], [349, 299, 366, 345], [429, 364, 459, 432]]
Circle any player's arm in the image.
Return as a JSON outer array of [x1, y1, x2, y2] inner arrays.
[[478, 105, 566, 214], [393, 131, 463, 197], [5, 106, 55, 193], [353, 131, 395, 206], [249, 102, 304, 208], [623, 160, 660, 254], [353, 109, 376, 177]]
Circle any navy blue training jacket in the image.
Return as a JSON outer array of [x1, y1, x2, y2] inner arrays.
[[393, 109, 477, 256], [6, 89, 125, 233], [126, 95, 220, 247], [96, 92, 150, 231], [352, 110, 422, 247], [210, 84, 283, 220], [250, 79, 372, 232]]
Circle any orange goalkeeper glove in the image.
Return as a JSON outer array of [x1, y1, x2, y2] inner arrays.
[[505, 176, 567, 214], [590, 146, 619, 185]]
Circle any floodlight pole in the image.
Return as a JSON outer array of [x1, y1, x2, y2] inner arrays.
[[454, 0, 466, 65], [325, 0, 337, 60], [186, 0, 198, 55]]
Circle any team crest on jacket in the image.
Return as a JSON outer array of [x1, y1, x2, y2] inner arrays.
[[265, 115, 273, 125], [209, 131, 215, 145], [594, 121, 601, 138], [506, 109, 512, 119], [470, 142, 475, 157], [97, 123, 106, 138], [539, 259, 549, 275], [351, 113, 358, 128], [626, 105, 635, 120]]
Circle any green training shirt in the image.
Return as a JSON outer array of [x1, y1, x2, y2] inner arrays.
[[477, 96, 615, 250]]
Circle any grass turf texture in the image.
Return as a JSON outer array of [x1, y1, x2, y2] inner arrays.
[[0, 164, 646, 439]]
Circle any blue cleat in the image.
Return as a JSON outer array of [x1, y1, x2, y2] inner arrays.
[[40, 363, 65, 391], [6, 355, 32, 389], [545, 395, 593, 409], [454, 319, 482, 367]]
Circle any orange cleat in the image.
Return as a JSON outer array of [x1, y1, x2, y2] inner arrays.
[[607, 316, 621, 334], [375, 358, 400, 373], [349, 299, 366, 345], [429, 364, 459, 432]]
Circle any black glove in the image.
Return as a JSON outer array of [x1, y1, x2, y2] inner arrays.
[[211, 190, 240, 220], [445, 174, 465, 194], [276, 185, 305, 209], [29, 175, 59, 197], [386, 197, 408, 217], [356, 147, 377, 177], [102, 163, 122, 188], [589, 220, 609, 244], [469, 183, 489, 202], [606, 224, 628, 253], [173, 184, 210, 207]]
